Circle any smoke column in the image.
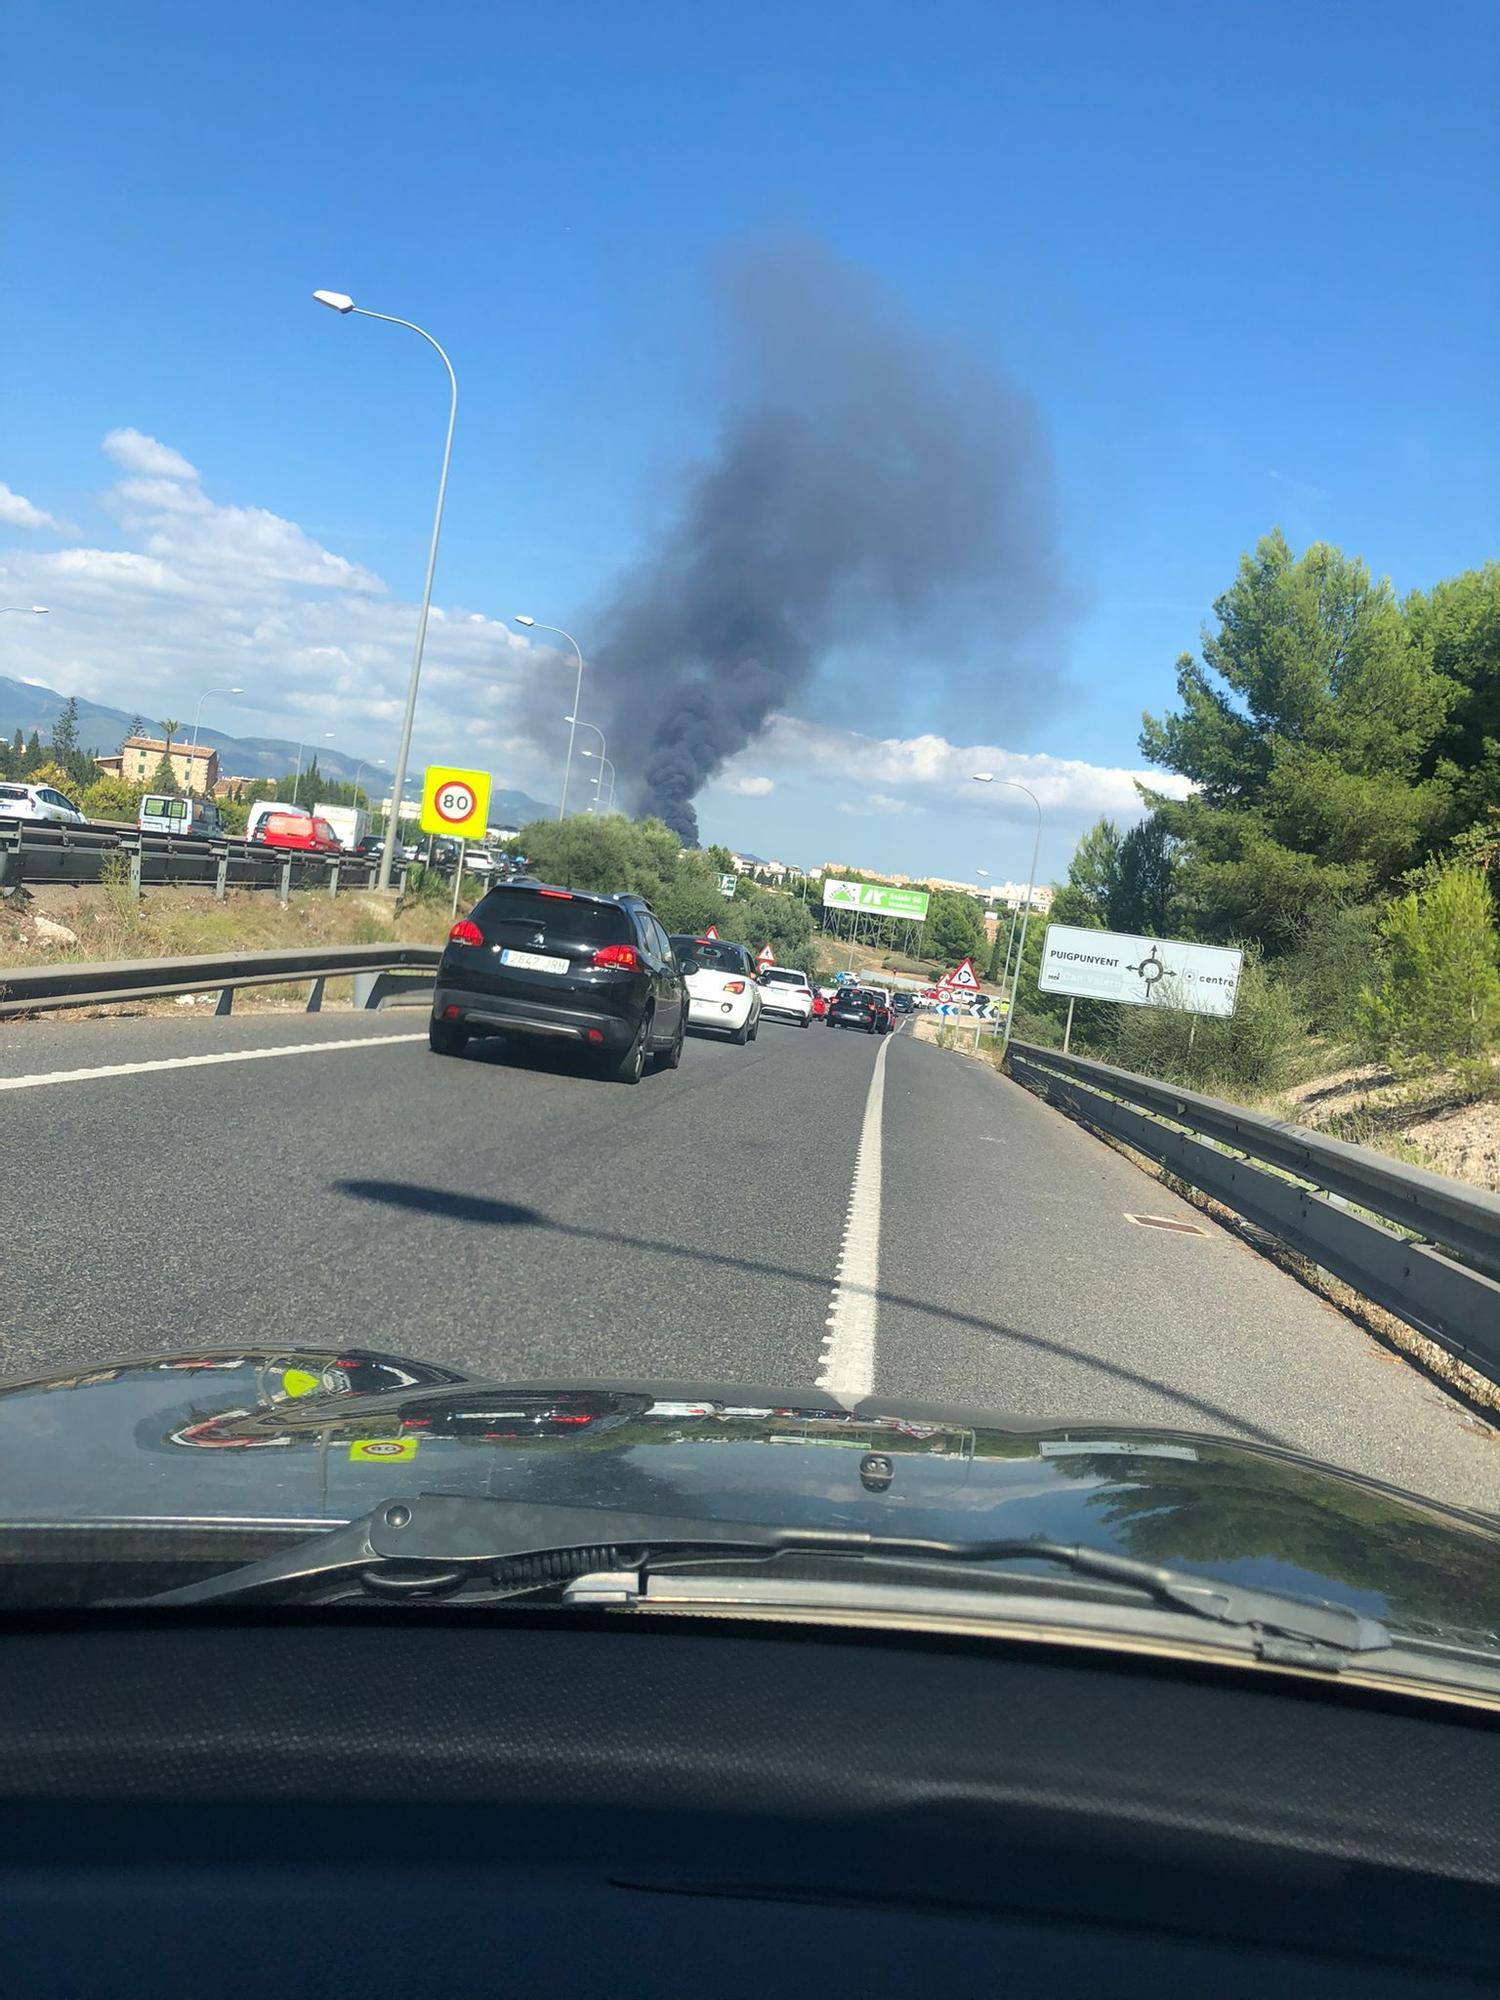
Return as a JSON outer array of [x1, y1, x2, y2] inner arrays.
[[578, 241, 1064, 843]]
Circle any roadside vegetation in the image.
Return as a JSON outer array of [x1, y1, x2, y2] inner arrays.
[[970, 537, 1500, 1187]]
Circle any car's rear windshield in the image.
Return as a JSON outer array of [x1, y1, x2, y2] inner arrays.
[[476, 886, 632, 943], [834, 988, 870, 1003], [762, 968, 806, 985], [671, 937, 743, 972], [0, 785, 28, 801]]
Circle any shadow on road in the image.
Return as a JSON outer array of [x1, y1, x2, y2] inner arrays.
[[334, 1176, 1287, 1446]]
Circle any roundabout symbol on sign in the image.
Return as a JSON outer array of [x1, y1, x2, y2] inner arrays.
[[433, 780, 476, 826]]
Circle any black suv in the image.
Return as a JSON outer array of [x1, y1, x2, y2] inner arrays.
[[829, 987, 884, 1033], [430, 880, 686, 1083]]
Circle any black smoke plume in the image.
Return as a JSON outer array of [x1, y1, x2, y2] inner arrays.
[[578, 241, 1064, 844]]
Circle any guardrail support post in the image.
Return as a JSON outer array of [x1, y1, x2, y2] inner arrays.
[[127, 844, 142, 902], [352, 971, 378, 1011], [214, 845, 229, 901], [0, 828, 22, 899], [215, 987, 234, 1016], [328, 860, 340, 899], [306, 976, 325, 1013], [278, 858, 291, 910]]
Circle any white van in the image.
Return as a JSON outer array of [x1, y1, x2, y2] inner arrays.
[[137, 794, 225, 839]]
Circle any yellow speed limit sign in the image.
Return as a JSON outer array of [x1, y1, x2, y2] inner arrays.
[[420, 764, 491, 841]]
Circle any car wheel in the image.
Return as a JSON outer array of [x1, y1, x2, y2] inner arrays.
[[654, 1008, 685, 1071], [609, 1013, 649, 1084], [428, 1017, 468, 1058], [801, 1013, 810, 1028], [748, 1014, 759, 1041], [732, 1018, 750, 1045]]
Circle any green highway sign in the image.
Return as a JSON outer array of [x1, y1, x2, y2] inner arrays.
[[822, 877, 930, 920]]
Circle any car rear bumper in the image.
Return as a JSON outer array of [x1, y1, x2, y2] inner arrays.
[[759, 998, 812, 1021], [686, 990, 754, 1032], [432, 979, 639, 1052]]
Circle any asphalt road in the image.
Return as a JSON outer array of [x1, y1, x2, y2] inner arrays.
[[2, 1004, 1496, 1511]]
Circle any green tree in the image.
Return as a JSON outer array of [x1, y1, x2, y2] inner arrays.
[[1359, 864, 1500, 1069], [50, 696, 80, 762], [925, 889, 985, 966], [1110, 816, 1178, 935], [159, 718, 180, 754], [1066, 818, 1122, 922], [80, 775, 146, 822], [148, 754, 180, 794], [23, 729, 43, 771], [1141, 532, 1453, 944]]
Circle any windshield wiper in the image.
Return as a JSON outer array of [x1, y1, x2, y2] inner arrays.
[[136, 1493, 1390, 1656]]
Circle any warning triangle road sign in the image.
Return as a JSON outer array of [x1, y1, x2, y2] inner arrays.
[[703, 925, 720, 939], [942, 956, 980, 991], [757, 944, 776, 965]]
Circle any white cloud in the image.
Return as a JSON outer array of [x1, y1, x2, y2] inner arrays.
[[758, 714, 1191, 820], [0, 430, 546, 791], [722, 773, 774, 796], [102, 428, 199, 480], [0, 482, 72, 534]]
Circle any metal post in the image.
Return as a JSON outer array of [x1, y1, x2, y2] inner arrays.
[[127, 844, 142, 901], [306, 977, 325, 1013], [1001, 804, 1043, 1063], [328, 858, 340, 898], [214, 844, 228, 901], [1063, 996, 1075, 1055], [450, 841, 465, 919], [279, 857, 291, 910], [329, 308, 459, 895], [1187, 1016, 1197, 1056], [215, 987, 234, 1016]]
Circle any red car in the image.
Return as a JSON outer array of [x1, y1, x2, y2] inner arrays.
[[254, 810, 343, 855], [811, 991, 828, 1019]]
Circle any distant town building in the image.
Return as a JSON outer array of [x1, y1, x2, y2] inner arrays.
[[95, 736, 219, 793], [212, 774, 255, 802]]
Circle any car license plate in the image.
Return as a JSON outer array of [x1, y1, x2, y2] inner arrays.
[[500, 948, 569, 974]]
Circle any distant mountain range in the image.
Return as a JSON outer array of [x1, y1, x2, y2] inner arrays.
[[0, 674, 554, 827]]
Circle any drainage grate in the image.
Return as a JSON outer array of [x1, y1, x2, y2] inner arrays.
[[1125, 1213, 1207, 1236]]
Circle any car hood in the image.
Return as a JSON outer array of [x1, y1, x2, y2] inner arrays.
[[2, 1344, 1498, 1642]]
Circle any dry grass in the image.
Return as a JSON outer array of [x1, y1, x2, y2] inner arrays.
[[0, 881, 454, 1017]]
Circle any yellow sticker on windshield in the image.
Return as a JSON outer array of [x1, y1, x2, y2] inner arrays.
[[348, 1438, 419, 1463], [282, 1368, 322, 1399]]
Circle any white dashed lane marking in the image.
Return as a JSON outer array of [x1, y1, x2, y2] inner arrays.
[[815, 1030, 891, 1397], [0, 1033, 426, 1093]]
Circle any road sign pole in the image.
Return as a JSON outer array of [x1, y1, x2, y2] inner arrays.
[[1063, 996, 1075, 1054], [450, 840, 465, 918]]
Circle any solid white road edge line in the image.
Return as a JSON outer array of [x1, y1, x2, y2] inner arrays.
[[815, 1029, 892, 1398], [0, 1032, 426, 1092]]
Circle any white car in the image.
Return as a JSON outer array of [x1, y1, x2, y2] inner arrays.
[[757, 965, 816, 1027], [0, 780, 86, 826], [670, 933, 763, 1045]]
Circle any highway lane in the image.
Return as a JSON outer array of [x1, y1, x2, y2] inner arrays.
[[2, 1007, 1496, 1510]]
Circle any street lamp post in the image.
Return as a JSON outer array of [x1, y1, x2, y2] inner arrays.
[[351, 758, 385, 806], [0, 606, 48, 615], [314, 290, 457, 891], [971, 774, 1043, 1059], [516, 618, 585, 818]]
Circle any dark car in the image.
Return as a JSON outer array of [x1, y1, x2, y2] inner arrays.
[[430, 880, 686, 1083], [354, 833, 387, 859], [892, 993, 915, 1015], [829, 986, 884, 1033]]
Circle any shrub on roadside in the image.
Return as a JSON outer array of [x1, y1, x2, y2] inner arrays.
[[1358, 864, 1500, 1070], [1114, 950, 1313, 1096]]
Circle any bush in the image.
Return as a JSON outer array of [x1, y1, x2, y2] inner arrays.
[[1114, 950, 1313, 1096], [1358, 864, 1500, 1069], [80, 775, 146, 823], [1279, 899, 1382, 1037]]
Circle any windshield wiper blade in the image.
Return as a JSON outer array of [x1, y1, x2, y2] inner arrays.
[[137, 1493, 1390, 1653]]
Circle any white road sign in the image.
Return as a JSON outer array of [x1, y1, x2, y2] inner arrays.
[[1037, 924, 1243, 1017]]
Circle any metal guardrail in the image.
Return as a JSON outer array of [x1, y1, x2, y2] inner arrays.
[[0, 818, 386, 901], [1007, 1040, 1500, 1386], [0, 945, 443, 1018]]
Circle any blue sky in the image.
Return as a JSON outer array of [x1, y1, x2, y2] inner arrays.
[[2, 0, 1496, 884]]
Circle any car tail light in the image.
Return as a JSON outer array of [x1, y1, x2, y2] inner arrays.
[[448, 919, 483, 946], [539, 887, 573, 899], [586, 1027, 604, 1043], [443, 1004, 460, 1020], [724, 979, 746, 994], [592, 943, 639, 970]]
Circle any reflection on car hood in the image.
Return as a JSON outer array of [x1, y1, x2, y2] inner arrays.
[[2, 1345, 1498, 1641]]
